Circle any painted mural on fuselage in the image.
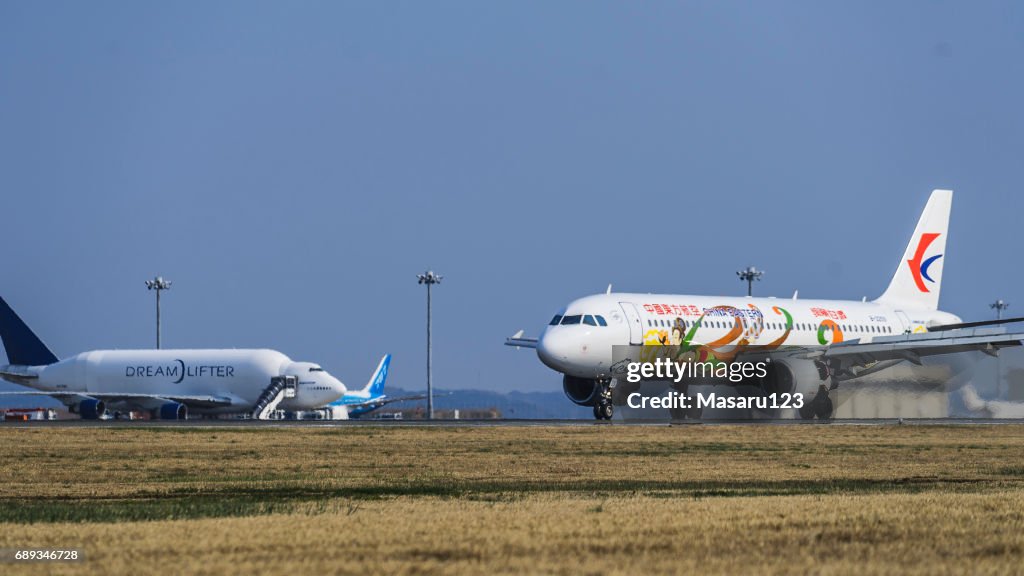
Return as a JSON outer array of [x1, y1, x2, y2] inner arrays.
[[544, 293, 960, 379]]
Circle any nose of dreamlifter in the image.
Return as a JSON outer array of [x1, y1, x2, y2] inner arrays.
[[329, 374, 347, 402]]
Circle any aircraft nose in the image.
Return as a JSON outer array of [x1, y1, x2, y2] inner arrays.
[[537, 330, 582, 372], [330, 376, 347, 399]]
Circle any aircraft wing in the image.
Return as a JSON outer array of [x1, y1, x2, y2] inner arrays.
[[344, 393, 432, 410], [739, 326, 1024, 378], [0, 391, 235, 409], [820, 327, 1024, 364], [505, 330, 538, 349]]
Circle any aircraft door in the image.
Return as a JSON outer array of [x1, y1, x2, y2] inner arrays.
[[894, 310, 911, 334], [619, 302, 644, 345]]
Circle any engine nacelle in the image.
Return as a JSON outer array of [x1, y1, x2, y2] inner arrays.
[[158, 402, 188, 420], [78, 399, 106, 420], [563, 375, 601, 406], [757, 359, 826, 399]]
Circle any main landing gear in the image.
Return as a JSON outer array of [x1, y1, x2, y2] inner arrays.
[[669, 383, 703, 421], [593, 378, 614, 421]]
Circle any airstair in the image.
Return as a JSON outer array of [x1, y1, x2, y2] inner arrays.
[[252, 375, 297, 420]]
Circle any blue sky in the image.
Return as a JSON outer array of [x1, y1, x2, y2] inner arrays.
[[1, 1, 1022, 393]]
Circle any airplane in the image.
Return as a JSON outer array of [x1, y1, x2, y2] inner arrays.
[[507, 189, 1024, 420], [0, 296, 348, 420], [309, 354, 428, 419]]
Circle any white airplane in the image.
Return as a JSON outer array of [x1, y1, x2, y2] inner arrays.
[[508, 189, 1024, 420], [0, 297, 348, 420]]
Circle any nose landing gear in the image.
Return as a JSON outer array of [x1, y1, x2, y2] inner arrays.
[[593, 378, 614, 420]]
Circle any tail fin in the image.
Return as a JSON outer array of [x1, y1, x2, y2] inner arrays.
[[0, 297, 59, 366], [875, 189, 953, 311], [360, 354, 391, 397]]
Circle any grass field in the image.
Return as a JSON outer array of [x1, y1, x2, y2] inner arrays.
[[1, 424, 1022, 574]]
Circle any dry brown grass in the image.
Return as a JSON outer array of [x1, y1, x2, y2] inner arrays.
[[0, 424, 1022, 574]]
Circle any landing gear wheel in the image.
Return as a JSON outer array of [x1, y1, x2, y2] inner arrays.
[[592, 378, 614, 420], [669, 407, 686, 421], [815, 395, 834, 420], [799, 403, 815, 420], [686, 404, 703, 420]]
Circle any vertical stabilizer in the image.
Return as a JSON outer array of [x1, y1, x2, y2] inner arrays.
[[875, 189, 953, 310], [0, 297, 59, 366], [361, 354, 391, 397]]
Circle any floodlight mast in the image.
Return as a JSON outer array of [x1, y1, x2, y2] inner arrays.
[[145, 276, 172, 349], [990, 299, 1009, 320], [736, 266, 764, 297], [417, 270, 442, 419]]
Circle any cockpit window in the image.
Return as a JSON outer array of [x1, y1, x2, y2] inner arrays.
[[309, 367, 324, 372], [557, 314, 608, 327], [550, 315, 563, 326]]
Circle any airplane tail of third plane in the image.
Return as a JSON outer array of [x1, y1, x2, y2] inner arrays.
[[360, 354, 391, 398], [0, 297, 60, 366], [875, 189, 953, 311]]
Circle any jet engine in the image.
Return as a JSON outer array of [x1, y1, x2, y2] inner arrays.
[[158, 402, 188, 420], [756, 358, 831, 418], [77, 399, 106, 420], [563, 375, 601, 406]]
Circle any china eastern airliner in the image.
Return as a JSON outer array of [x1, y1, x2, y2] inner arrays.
[[508, 190, 1024, 420], [0, 298, 353, 420]]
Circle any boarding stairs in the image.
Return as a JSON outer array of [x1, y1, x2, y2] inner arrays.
[[252, 375, 297, 420]]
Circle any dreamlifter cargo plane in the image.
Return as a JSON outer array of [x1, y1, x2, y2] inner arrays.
[[0, 299, 357, 420], [508, 190, 1024, 420]]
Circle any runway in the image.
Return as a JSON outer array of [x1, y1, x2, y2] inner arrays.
[[5, 417, 1024, 428]]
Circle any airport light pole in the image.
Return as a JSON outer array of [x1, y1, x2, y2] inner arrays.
[[417, 270, 442, 419], [145, 276, 172, 349], [990, 299, 1010, 400], [990, 299, 1009, 320], [737, 266, 764, 297]]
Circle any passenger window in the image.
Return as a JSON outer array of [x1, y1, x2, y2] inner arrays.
[[550, 315, 563, 326], [596, 315, 607, 326], [583, 315, 597, 326], [561, 315, 582, 325]]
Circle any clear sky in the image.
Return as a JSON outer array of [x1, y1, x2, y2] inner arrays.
[[1, 1, 1022, 393]]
